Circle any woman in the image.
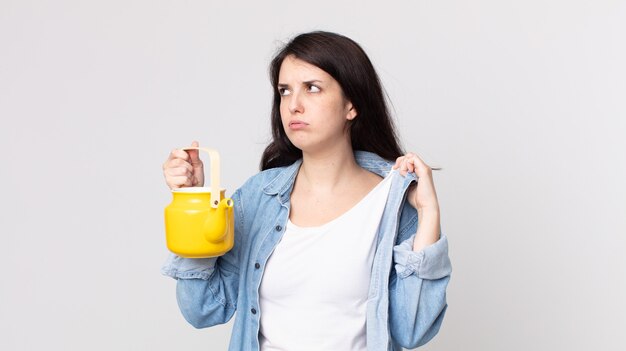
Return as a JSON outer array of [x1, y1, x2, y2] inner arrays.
[[161, 31, 451, 351]]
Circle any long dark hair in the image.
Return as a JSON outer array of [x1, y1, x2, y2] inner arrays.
[[260, 31, 404, 170]]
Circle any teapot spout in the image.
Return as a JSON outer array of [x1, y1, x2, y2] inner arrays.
[[204, 198, 234, 243]]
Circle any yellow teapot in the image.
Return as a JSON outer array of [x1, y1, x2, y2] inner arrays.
[[164, 147, 234, 258]]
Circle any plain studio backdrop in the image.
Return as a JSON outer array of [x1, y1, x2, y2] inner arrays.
[[1, 1, 625, 350]]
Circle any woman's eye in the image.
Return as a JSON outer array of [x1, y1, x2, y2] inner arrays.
[[308, 85, 321, 93], [278, 88, 291, 96]]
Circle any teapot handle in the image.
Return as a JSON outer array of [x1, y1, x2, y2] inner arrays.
[[181, 146, 222, 209]]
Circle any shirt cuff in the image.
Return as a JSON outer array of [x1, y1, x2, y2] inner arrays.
[[160, 253, 217, 280], [393, 234, 452, 280]]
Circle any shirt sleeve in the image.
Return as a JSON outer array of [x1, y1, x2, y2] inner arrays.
[[388, 234, 452, 348], [161, 254, 218, 280], [393, 234, 452, 280]]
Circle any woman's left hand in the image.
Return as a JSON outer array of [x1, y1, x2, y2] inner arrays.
[[392, 152, 440, 212]]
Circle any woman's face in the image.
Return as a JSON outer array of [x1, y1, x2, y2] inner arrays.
[[277, 55, 357, 154]]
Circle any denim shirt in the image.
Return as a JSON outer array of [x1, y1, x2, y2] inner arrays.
[[161, 151, 452, 350]]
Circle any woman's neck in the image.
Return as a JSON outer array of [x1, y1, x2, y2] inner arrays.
[[298, 145, 363, 192]]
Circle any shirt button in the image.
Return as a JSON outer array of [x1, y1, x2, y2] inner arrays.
[[254, 263, 260, 269], [275, 225, 282, 231], [251, 308, 257, 314]]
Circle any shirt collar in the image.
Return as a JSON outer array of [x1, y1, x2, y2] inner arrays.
[[262, 151, 416, 197]]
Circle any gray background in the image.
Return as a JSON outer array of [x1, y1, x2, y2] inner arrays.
[[1, 0, 625, 350]]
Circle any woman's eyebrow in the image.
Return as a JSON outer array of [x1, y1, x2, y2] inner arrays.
[[303, 80, 323, 85], [277, 80, 323, 87]]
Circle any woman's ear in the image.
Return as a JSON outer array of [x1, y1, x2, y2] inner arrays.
[[346, 103, 357, 121]]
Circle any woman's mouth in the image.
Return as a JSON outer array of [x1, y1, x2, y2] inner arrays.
[[289, 121, 309, 130]]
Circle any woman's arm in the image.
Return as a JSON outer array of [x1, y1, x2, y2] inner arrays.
[[161, 188, 245, 328], [389, 152, 451, 347], [393, 152, 441, 251], [413, 208, 441, 251]]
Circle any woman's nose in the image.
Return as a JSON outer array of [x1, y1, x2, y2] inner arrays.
[[288, 91, 303, 114]]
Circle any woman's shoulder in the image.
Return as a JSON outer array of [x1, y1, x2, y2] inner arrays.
[[241, 167, 283, 188], [237, 161, 300, 196]]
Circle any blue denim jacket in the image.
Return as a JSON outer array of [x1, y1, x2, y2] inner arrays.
[[162, 151, 452, 350]]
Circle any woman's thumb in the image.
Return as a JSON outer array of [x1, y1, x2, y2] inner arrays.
[[188, 140, 202, 164]]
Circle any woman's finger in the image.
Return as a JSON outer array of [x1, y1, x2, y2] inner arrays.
[[166, 166, 191, 177], [188, 141, 202, 166], [403, 157, 413, 172], [400, 158, 409, 174], [167, 176, 189, 189], [392, 156, 404, 169], [394, 153, 439, 174], [171, 158, 193, 173], [171, 148, 190, 161]]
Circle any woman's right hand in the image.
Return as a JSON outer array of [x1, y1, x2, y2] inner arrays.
[[162, 141, 205, 190]]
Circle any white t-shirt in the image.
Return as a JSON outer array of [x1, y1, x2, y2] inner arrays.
[[259, 172, 394, 351]]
